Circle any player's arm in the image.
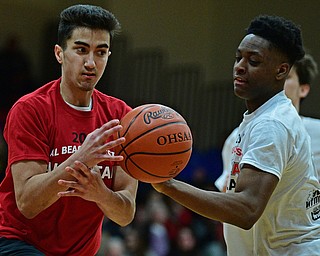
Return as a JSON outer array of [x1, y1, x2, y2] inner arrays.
[[57, 162, 138, 226], [12, 120, 125, 219], [12, 158, 80, 219], [152, 164, 278, 229], [96, 166, 138, 226]]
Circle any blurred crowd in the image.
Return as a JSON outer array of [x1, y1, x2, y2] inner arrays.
[[97, 169, 227, 256]]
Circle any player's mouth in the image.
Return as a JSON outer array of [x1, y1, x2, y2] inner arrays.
[[82, 72, 96, 79], [234, 76, 247, 86]]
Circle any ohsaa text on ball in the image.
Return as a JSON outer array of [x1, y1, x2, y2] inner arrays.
[[157, 131, 192, 146]]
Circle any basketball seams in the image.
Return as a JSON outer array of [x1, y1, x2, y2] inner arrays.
[[126, 148, 192, 157], [117, 105, 156, 156], [117, 121, 189, 155], [116, 104, 192, 183], [124, 156, 175, 180], [121, 104, 156, 137]]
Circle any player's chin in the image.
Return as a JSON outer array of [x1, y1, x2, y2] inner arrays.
[[80, 75, 99, 85], [234, 86, 248, 99], [80, 81, 97, 91]]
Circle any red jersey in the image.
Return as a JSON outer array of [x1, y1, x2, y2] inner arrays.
[[0, 78, 131, 255]]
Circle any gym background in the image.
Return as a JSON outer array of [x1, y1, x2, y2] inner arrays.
[[1, 1, 320, 255]]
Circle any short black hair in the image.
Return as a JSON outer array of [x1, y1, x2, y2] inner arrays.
[[294, 54, 318, 86], [246, 15, 305, 65], [58, 4, 121, 49]]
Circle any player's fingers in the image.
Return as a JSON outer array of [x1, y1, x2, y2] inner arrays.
[[58, 178, 88, 193], [96, 120, 122, 138], [64, 165, 87, 179], [101, 154, 123, 162], [57, 190, 78, 197], [72, 161, 91, 175], [84, 120, 122, 145], [100, 124, 123, 143], [100, 137, 125, 152], [102, 119, 121, 129], [57, 179, 78, 188]]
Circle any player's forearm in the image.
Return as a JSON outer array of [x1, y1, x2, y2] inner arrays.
[[96, 189, 136, 227], [155, 179, 261, 229], [17, 175, 60, 218], [16, 160, 78, 219]]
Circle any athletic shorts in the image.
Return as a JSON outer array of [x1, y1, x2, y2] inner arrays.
[[0, 237, 45, 255]]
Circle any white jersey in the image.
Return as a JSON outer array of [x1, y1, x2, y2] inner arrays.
[[302, 116, 320, 180], [224, 91, 320, 256], [216, 115, 320, 192], [215, 128, 238, 191]]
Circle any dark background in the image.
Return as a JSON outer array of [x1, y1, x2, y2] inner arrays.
[[1, 1, 320, 255], [1, 0, 320, 178]]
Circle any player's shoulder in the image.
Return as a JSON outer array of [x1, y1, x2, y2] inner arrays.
[[10, 79, 59, 116], [93, 89, 132, 112], [93, 89, 126, 104], [301, 116, 320, 136], [301, 115, 320, 125], [15, 79, 58, 105]]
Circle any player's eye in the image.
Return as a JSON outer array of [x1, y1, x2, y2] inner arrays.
[[76, 47, 87, 53], [249, 60, 259, 66], [235, 56, 242, 63], [97, 50, 107, 56]]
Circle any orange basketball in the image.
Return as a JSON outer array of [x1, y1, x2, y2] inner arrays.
[[115, 104, 193, 183]]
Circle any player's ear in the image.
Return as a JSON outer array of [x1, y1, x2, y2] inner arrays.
[[299, 84, 310, 99], [54, 44, 63, 64], [108, 51, 111, 57], [276, 63, 290, 80]]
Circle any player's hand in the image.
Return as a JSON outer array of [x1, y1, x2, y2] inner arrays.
[[74, 119, 125, 168], [57, 161, 106, 202]]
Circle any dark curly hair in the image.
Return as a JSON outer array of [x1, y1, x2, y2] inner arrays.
[[246, 15, 305, 65], [58, 4, 121, 49], [294, 54, 318, 86]]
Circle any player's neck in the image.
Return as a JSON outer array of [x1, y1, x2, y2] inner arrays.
[[64, 97, 92, 111], [60, 83, 92, 107]]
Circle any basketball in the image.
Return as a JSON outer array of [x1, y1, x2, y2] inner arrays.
[[115, 104, 193, 183]]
